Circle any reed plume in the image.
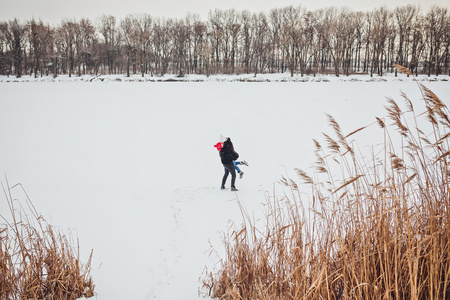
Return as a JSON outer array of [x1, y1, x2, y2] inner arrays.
[[0, 182, 95, 300]]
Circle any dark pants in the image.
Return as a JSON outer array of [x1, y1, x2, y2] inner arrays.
[[221, 163, 236, 188]]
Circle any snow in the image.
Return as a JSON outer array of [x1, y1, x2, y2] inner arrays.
[[0, 74, 449, 300], [1, 72, 449, 83]]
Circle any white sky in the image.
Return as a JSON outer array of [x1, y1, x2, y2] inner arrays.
[[0, 0, 448, 25]]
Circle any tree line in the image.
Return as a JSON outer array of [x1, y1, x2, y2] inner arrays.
[[0, 5, 449, 78]]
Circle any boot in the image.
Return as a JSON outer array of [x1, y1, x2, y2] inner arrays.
[[239, 171, 244, 179]]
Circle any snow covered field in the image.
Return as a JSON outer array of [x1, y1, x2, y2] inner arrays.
[[0, 75, 449, 299]]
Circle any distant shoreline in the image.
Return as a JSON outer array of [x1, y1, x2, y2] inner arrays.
[[1, 73, 448, 83]]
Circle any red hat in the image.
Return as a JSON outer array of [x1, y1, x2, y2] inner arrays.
[[214, 142, 222, 151]]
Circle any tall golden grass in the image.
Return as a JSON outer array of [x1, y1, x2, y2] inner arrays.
[[201, 66, 450, 299], [1, 181, 95, 299]]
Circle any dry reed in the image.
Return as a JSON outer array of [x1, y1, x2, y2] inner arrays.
[[0, 181, 95, 300], [201, 66, 450, 299]]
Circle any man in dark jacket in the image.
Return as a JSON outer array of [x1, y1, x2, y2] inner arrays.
[[220, 138, 239, 191]]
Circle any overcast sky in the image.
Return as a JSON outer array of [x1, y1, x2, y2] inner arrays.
[[0, 0, 448, 25]]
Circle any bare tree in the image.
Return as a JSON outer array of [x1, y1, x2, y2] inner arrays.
[[131, 14, 152, 77], [268, 8, 282, 73], [444, 14, 450, 75], [224, 9, 241, 74], [172, 19, 189, 76], [208, 9, 225, 74], [191, 16, 207, 74], [409, 13, 426, 76], [304, 10, 324, 76], [250, 12, 269, 75], [394, 5, 418, 75], [27, 19, 52, 77], [362, 11, 373, 74], [73, 21, 85, 76], [184, 14, 194, 74], [239, 10, 253, 74], [78, 18, 97, 75], [299, 10, 317, 76], [5, 19, 26, 77], [368, 7, 393, 76], [279, 6, 302, 77], [353, 12, 365, 73], [98, 15, 121, 74], [120, 16, 134, 77], [57, 20, 79, 77], [0, 22, 10, 75], [424, 6, 448, 76], [318, 7, 350, 77], [152, 18, 173, 75]]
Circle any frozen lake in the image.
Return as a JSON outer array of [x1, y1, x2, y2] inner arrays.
[[1, 78, 449, 299]]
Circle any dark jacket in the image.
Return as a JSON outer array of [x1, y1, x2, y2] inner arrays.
[[220, 139, 239, 164]]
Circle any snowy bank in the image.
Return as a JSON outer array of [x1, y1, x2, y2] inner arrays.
[[1, 72, 449, 83]]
